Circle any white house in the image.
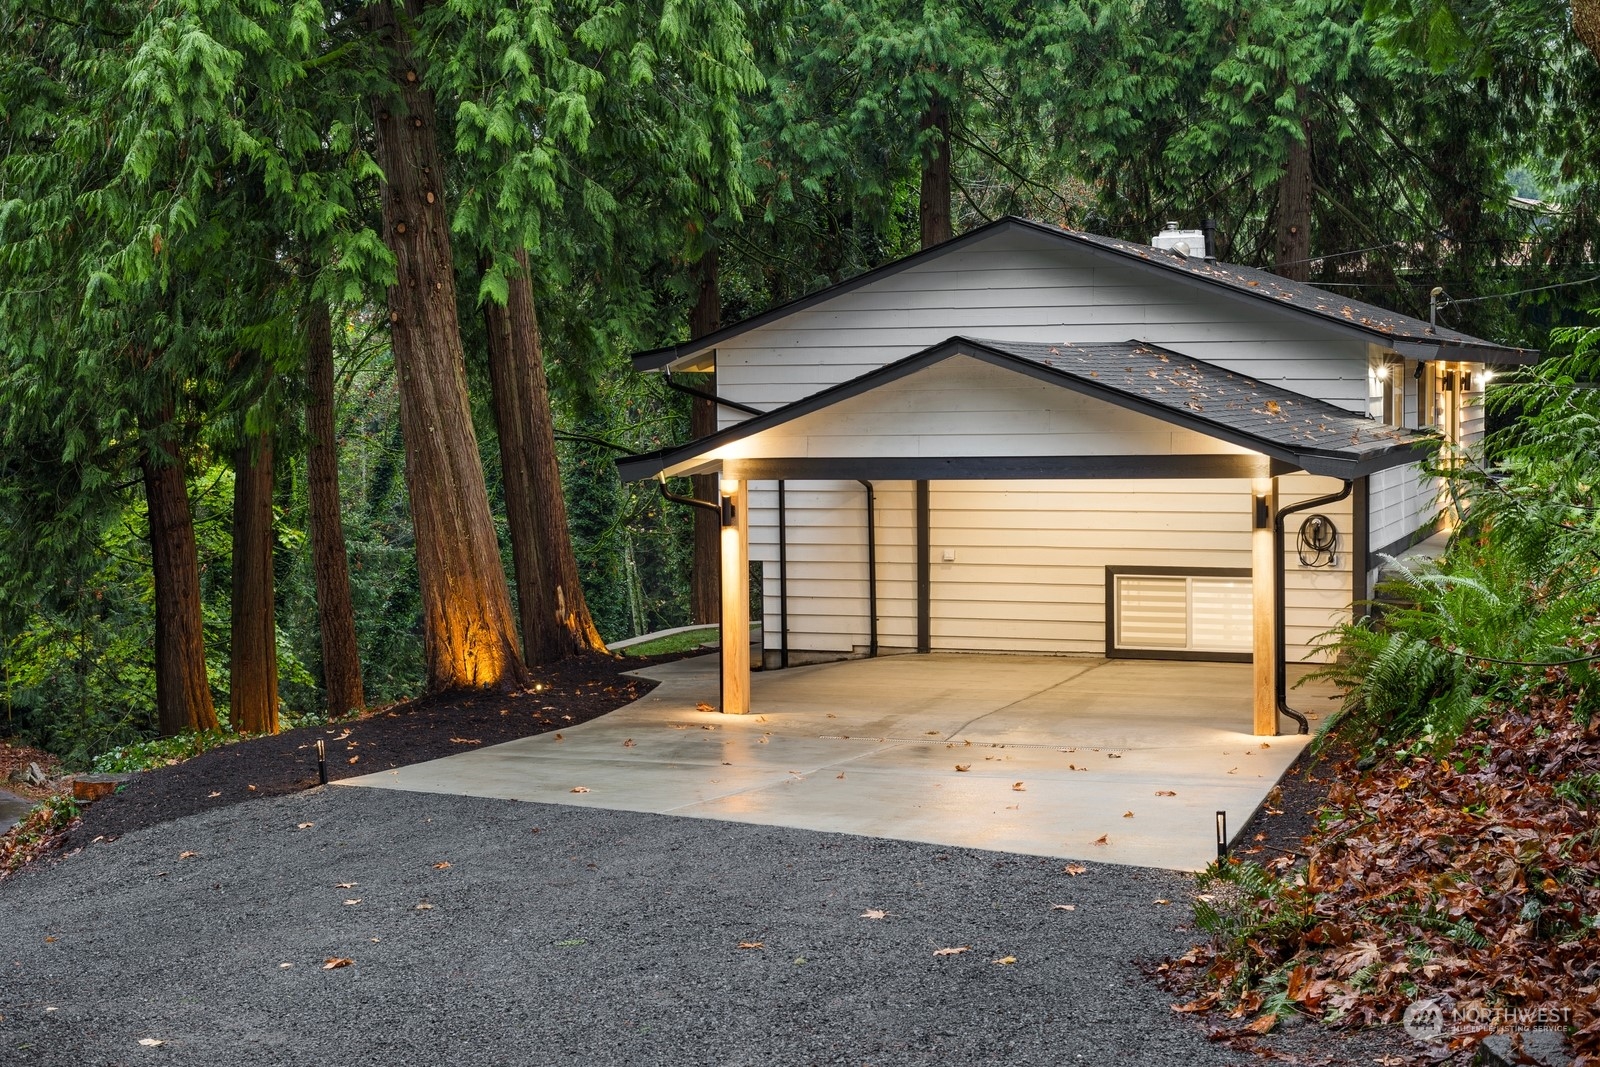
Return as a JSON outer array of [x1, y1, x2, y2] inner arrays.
[[617, 218, 1536, 734]]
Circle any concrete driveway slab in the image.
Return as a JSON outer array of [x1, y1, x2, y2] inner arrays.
[[340, 653, 1333, 870]]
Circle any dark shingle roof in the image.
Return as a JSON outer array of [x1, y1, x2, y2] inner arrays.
[[975, 337, 1425, 467], [1062, 227, 1535, 362], [616, 336, 1434, 483]]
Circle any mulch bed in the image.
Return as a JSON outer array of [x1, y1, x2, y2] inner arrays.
[[52, 652, 679, 855], [1231, 735, 1355, 865]]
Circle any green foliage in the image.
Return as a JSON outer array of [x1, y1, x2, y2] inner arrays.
[[1194, 859, 1315, 989], [619, 627, 718, 657], [1313, 317, 1600, 750], [92, 732, 234, 774]]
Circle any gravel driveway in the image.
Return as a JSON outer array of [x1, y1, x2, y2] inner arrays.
[[1, 786, 1256, 1066]]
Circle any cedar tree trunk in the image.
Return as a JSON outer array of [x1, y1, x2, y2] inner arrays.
[[370, 0, 529, 691], [919, 97, 953, 249], [305, 302, 366, 716], [1273, 115, 1313, 282], [1574, 0, 1600, 65], [230, 425, 279, 734], [483, 248, 607, 663], [141, 419, 220, 736], [689, 246, 721, 626]]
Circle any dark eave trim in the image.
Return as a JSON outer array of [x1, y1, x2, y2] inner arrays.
[[615, 337, 1432, 484], [718, 455, 1290, 482]]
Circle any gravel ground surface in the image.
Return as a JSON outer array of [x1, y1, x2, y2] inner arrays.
[[3, 784, 1312, 1067]]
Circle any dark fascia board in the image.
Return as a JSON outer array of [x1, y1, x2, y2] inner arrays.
[[718, 454, 1285, 481], [1390, 338, 1537, 364], [630, 219, 1030, 372], [630, 216, 1536, 372], [615, 337, 1430, 483]]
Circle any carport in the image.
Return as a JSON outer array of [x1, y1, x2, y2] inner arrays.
[[618, 336, 1430, 735], [340, 652, 1341, 870]]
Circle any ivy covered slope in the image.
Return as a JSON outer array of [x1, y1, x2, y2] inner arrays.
[[1163, 339, 1600, 1057]]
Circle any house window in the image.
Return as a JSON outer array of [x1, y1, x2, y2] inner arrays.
[[1106, 567, 1252, 661]]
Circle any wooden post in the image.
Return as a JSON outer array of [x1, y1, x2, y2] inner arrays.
[[720, 477, 750, 714], [1252, 477, 1279, 736]]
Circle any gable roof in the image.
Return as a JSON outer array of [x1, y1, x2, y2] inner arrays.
[[632, 217, 1537, 372], [617, 336, 1435, 483]]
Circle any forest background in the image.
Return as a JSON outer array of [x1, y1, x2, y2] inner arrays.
[[2, 0, 1597, 767]]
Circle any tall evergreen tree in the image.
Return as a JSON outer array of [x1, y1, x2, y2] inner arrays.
[[367, 0, 529, 689]]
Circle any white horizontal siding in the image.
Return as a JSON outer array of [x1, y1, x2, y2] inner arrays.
[[757, 475, 1355, 663], [1368, 462, 1441, 555], [714, 227, 1373, 425]]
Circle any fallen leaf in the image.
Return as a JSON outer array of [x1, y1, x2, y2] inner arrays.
[[138, 1038, 165, 1047], [1155, 790, 1177, 797], [247, 784, 257, 791], [1012, 782, 1026, 792], [993, 956, 1018, 965], [954, 764, 971, 772], [836, 772, 845, 779], [1153, 899, 1171, 906], [570, 786, 590, 794], [1064, 863, 1087, 876], [1106, 752, 1122, 759], [179, 851, 197, 860], [1052, 903, 1076, 911], [553, 733, 564, 741], [1245, 1013, 1277, 1034], [448, 737, 482, 745], [1123, 811, 1135, 818], [1093, 834, 1109, 846], [622, 739, 635, 748], [432, 862, 451, 870], [43, 936, 57, 943], [343, 899, 361, 906], [860, 909, 888, 920], [335, 882, 357, 889], [207, 791, 221, 798], [297, 822, 314, 830], [933, 946, 969, 957], [279, 962, 293, 969], [1264, 400, 1282, 416], [347, 756, 359, 764], [415, 903, 434, 911], [695, 702, 715, 713], [737, 941, 764, 950], [322, 957, 354, 970]]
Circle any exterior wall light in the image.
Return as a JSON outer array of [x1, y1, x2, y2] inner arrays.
[[719, 478, 737, 527]]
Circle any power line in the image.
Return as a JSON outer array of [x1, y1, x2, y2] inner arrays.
[[1275, 240, 1410, 268], [1440, 274, 1600, 306]]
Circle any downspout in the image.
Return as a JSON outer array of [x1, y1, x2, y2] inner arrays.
[[778, 480, 789, 668], [1273, 479, 1353, 734], [858, 480, 878, 657]]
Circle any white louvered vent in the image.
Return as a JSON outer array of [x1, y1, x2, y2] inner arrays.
[[1114, 574, 1251, 655]]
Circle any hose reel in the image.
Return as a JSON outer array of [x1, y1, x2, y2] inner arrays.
[[1296, 513, 1338, 568]]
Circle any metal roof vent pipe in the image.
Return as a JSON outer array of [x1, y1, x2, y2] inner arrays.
[[1202, 217, 1218, 260], [1150, 220, 1207, 258]]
